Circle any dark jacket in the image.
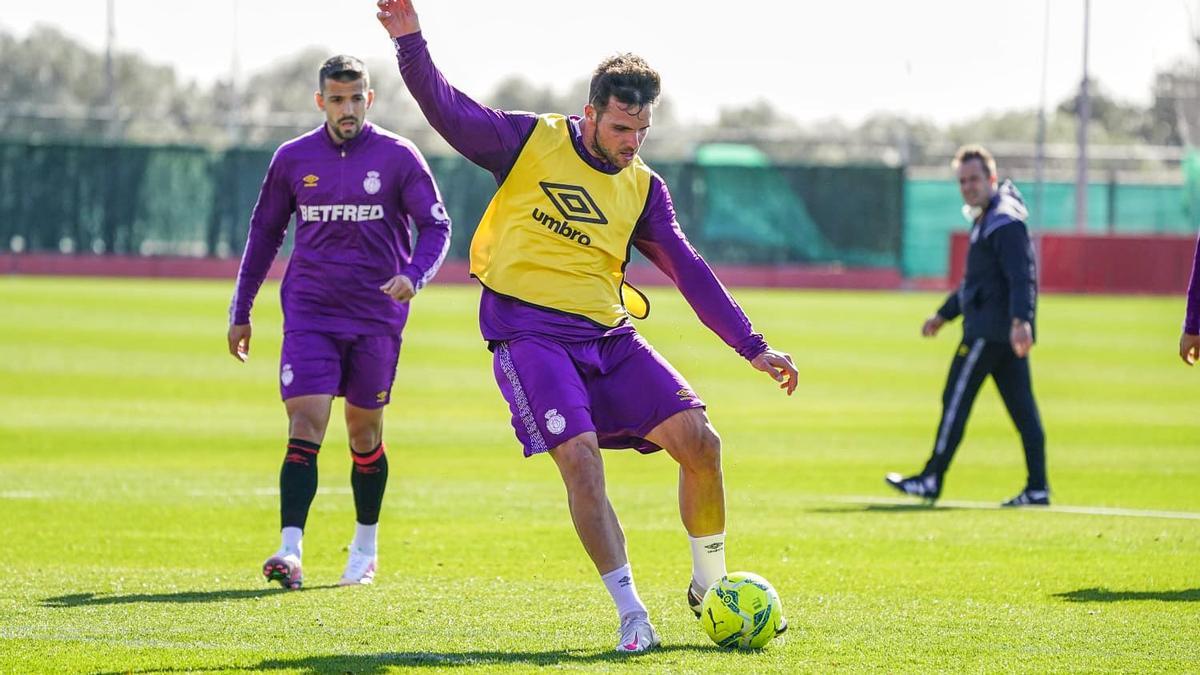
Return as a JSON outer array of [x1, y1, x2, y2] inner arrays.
[[937, 180, 1038, 343]]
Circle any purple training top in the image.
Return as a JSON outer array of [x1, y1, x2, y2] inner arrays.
[[1186, 234, 1200, 335], [393, 33, 769, 361], [230, 122, 451, 336]]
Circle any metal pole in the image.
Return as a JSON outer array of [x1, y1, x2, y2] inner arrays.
[[105, 0, 116, 138], [1034, 0, 1050, 230], [1074, 0, 1090, 233]]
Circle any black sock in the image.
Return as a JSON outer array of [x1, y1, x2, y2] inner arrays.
[[350, 442, 388, 526], [280, 438, 320, 530]]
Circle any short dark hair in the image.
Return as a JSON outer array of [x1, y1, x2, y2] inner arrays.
[[319, 55, 369, 92], [952, 144, 997, 178], [588, 53, 660, 114]]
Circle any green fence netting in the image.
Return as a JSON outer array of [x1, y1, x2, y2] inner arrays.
[[0, 139, 904, 269]]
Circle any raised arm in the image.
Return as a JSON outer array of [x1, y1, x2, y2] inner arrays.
[[377, 0, 534, 178], [227, 150, 294, 361], [634, 178, 797, 394]]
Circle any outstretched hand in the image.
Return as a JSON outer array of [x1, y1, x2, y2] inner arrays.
[[377, 0, 421, 38], [1180, 332, 1200, 366], [751, 349, 798, 396]]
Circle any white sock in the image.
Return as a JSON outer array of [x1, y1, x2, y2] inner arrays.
[[688, 532, 727, 590], [279, 527, 303, 557], [600, 563, 647, 619], [352, 523, 378, 555]]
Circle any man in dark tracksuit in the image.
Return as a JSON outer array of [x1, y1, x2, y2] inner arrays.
[[886, 145, 1049, 507]]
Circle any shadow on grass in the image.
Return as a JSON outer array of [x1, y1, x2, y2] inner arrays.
[[95, 645, 744, 673], [41, 585, 340, 607], [807, 503, 958, 514], [1054, 587, 1200, 603]]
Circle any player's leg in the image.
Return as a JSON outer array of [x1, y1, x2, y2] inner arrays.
[[548, 432, 657, 652], [644, 408, 726, 598], [887, 338, 995, 501], [265, 331, 341, 589], [582, 332, 731, 626], [337, 333, 402, 585], [992, 351, 1049, 506], [491, 337, 657, 652]]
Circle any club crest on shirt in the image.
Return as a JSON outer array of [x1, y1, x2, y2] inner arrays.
[[363, 170, 381, 195], [431, 202, 449, 223], [302, 174, 319, 188], [544, 408, 567, 435], [280, 363, 294, 386]]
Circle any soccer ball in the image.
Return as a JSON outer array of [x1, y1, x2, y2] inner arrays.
[[699, 571, 784, 649]]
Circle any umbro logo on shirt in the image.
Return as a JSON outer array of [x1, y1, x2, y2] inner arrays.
[[302, 174, 320, 188], [539, 182, 608, 225]]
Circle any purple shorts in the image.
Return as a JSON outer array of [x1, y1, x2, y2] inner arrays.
[[492, 332, 705, 457], [279, 330, 402, 409]]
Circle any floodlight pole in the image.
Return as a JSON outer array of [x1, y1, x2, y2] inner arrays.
[[1074, 0, 1091, 233], [1034, 0, 1050, 230], [105, 0, 116, 138]]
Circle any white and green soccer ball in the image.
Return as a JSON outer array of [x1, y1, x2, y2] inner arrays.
[[699, 571, 784, 649]]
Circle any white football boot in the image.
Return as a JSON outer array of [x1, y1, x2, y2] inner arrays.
[[338, 546, 377, 586], [615, 612, 661, 653], [262, 551, 303, 590]]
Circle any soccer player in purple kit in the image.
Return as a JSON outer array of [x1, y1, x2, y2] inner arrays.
[[1180, 233, 1200, 366], [377, 0, 797, 653], [227, 55, 451, 590]]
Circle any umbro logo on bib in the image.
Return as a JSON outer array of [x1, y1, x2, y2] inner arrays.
[[539, 182, 608, 225]]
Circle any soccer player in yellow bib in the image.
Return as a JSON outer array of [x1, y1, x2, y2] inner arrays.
[[378, 0, 798, 652]]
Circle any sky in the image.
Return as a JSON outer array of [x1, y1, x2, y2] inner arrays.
[[2, 0, 1197, 126]]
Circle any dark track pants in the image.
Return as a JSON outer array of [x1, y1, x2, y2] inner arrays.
[[921, 338, 1047, 491]]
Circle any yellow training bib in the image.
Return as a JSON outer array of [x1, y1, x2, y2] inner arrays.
[[469, 114, 652, 327]]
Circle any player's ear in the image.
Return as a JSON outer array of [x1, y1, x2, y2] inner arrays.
[[366, 89, 376, 109], [584, 103, 596, 123], [315, 90, 325, 111]]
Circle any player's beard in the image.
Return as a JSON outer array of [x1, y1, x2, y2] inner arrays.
[[589, 125, 626, 168], [332, 117, 361, 141]]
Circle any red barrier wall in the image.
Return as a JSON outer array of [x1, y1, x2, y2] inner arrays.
[[948, 232, 1196, 294], [1, 254, 906, 290]]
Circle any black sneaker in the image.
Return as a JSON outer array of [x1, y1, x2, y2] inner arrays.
[[885, 472, 941, 502], [688, 580, 788, 636], [1001, 488, 1050, 507]]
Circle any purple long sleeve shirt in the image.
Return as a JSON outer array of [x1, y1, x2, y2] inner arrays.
[[393, 33, 768, 360], [230, 122, 451, 335], [1186, 234, 1200, 335]]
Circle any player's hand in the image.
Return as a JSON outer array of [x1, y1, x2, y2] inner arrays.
[[1010, 319, 1034, 358], [380, 274, 416, 302], [1180, 332, 1200, 366], [228, 323, 252, 362], [751, 349, 798, 396], [377, 0, 421, 38], [921, 314, 945, 337]]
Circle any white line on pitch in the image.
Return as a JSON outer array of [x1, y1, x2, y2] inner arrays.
[[821, 495, 1200, 521], [185, 487, 353, 497]]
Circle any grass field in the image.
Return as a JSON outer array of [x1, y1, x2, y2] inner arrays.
[[1, 276, 1198, 673]]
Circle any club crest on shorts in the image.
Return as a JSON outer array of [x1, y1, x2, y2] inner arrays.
[[280, 363, 294, 386], [363, 170, 381, 195], [544, 408, 567, 435]]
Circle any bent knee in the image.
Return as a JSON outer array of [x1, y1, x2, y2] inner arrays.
[[677, 425, 722, 474], [551, 435, 605, 487]]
